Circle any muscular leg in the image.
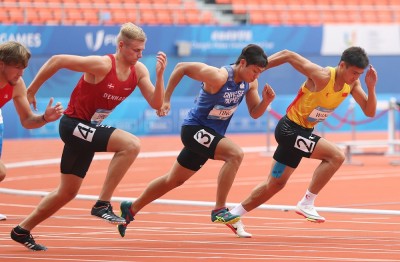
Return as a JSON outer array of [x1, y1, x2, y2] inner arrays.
[[98, 129, 141, 201], [131, 161, 196, 214], [241, 160, 295, 212], [293, 138, 345, 223], [308, 138, 345, 194], [19, 174, 83, 231], [0, 160, 6, 220], [213, 137, 244, 209], [0, 160, 6, 182]]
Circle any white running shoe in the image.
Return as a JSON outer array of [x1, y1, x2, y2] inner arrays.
[[295, 203, 325, 223], [226, 219, 252, 238], [0, 213, 6, 221]]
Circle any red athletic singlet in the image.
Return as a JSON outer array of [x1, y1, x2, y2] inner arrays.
[[0, 83, 13, 108], [64, 54, 138, 124]]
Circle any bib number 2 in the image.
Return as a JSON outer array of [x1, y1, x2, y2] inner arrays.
[[294, 135, 316, 153]]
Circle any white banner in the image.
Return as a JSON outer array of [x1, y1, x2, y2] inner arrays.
[[321, 24, 400, 55]]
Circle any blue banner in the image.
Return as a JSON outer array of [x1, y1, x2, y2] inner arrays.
[[0, 25, 322, 56]]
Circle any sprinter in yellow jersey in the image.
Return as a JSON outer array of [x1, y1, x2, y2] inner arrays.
[[225, 47, 377, 238]]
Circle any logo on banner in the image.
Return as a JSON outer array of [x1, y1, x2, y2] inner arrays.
[[85, 30, 117, 52]]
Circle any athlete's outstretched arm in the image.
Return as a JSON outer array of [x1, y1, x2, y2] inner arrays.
[[157, 62, 226, 116], [27, 55, 110, 110]]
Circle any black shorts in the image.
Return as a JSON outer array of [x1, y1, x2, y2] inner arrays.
[[177, 125, 224, 171], [273, 115, 321, 168], [59, 115, 116, 178]]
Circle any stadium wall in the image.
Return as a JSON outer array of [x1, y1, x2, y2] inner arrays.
[[1, 24, 399, 138]]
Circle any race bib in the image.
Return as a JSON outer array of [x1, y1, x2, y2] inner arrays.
[[208, 104, 238, 120], [294, 135, 316, 153], [73, 123, 95, 142], [193, 129, 215, 148], [307, 106, 333, 123], [91, 109, 112, 125]]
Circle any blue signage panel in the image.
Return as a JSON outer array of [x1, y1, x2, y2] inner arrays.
[[0, 25, 323, 56]]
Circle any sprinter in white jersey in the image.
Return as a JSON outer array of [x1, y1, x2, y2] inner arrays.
[[117, 44, 276, 237]]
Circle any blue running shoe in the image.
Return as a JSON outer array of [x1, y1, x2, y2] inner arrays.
[[118, 201, 135, 237], [211, 208, 240, 224]]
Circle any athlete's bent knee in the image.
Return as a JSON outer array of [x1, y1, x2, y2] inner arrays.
[[268, 177, 287, 192], [225, 146, 244, 165], [57, 186, 80, 201], [331, 148, 345, 166], [123, 135, 141, 157], [0, 163, 6, 182]]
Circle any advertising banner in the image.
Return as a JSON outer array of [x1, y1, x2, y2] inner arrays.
[[321, 24, 400, 55], [0, 25, 322, 56]]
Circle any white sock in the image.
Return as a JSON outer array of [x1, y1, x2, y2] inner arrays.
[[230, 204, 248, 216], [299, 190, 317, 206]]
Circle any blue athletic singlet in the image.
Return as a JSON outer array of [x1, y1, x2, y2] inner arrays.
[[182, 65, 250, 135]]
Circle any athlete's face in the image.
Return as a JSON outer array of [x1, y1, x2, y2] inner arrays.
[[241, 62, 264, 83], [343, 63, 364, 84], [121, 40, 146, 65], [0, 62, 24, 86]]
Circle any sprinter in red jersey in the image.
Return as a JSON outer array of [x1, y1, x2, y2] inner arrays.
[[0, 41, 63, 222]]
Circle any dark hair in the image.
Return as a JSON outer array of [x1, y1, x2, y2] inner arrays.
[[340, 46, 369, 69], [234, 44, 268, 68], [0, 41, 31, 68]]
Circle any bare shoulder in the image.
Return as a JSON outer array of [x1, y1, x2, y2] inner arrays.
[[80, 54, 112, 68], [208, 65, 228, 83], [134, 61, 147, 71], [98, 54, 113, 66], [322, 66, 333, 78], [208, 65, 228, 82], [310, 66, 331, 81], [12, 78, 27, 97], [133, 61, 149, 79]]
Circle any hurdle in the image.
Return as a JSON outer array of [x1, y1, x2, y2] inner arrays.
[[336, 97, 400, 165]]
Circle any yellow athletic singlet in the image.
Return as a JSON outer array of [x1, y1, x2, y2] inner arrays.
[[286, 67, 351, 128]]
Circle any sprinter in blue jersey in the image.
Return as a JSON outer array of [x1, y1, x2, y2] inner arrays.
[[117, 44, 275, 237]]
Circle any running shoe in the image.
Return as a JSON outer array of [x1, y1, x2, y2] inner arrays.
[[117, 201, 135, 237], [0, 213, 6, 221], [211, 208, 240, 224], [10, 226, 47, 251], [295, 203, 325, 223], [226, 219, 252, 238], [91, 202, 126, 224]]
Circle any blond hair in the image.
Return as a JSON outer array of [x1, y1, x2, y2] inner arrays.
[[117, 22, 147, 43], [0, 41, 31, 68]]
